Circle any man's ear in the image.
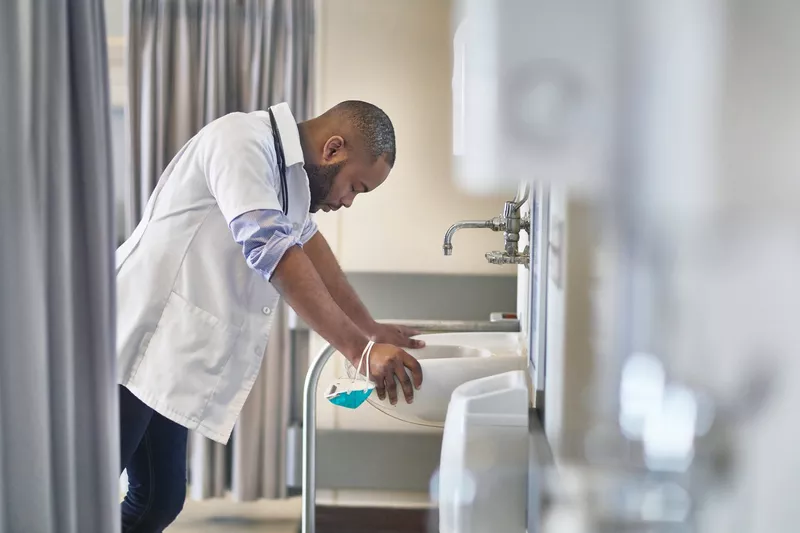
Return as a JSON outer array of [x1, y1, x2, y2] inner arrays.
[[322, 136, 345, 162]]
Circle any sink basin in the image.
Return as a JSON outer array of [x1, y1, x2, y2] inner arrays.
[[346, 332, 528, 426], [402, 344, 493, 360]]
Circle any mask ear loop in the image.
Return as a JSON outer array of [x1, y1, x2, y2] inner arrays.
[[349, 340, 375, 393]]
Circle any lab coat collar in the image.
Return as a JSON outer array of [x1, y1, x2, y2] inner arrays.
[[270, 103, 305, 167]]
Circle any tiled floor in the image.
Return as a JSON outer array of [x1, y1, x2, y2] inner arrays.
[[167, 497, 301, 532]]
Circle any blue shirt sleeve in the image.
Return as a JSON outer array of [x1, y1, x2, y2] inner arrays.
[[299, 216, 318, 245], [230, 209, 300, 280]]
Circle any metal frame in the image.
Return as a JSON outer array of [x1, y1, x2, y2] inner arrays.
[[532, 184, 550, 398], [301, 319, 522, 533]]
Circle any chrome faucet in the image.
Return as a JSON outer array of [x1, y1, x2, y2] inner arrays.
[[443, 219, 504, 256], [442, 184, 532, 266]]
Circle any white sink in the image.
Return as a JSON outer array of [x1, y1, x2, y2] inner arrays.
[[348, 332, 528, 426], [401, 344, 493, 360]]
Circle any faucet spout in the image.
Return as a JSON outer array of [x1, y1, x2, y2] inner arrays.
[[443, 219, 502, 255], [441, 184, 532, 264]]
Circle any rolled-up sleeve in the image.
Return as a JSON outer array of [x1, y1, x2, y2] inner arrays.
[[230, 210, 299, 280], [299, 217, 318, 245]]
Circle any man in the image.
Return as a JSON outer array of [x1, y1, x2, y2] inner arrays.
[[115, 101, 424, 531]]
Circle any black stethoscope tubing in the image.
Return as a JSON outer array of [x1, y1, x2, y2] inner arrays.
[[268, 108, 289, 215]]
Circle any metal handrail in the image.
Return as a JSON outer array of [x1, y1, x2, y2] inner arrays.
[[301, 319, 521, 533]]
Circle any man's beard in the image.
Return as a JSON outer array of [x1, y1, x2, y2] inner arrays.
[[305, 161, 344, 212]]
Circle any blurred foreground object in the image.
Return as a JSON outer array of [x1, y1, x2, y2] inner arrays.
[[455, 1, 800, 532], [0, 1, 119, 531]]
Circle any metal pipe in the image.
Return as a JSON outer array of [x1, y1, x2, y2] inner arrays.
[[442, 220, 497, 255], [301, 319, 522, 533], [301, 342, 336, 533], [513, 182, 531, 208], [503, 201, 522, 255]]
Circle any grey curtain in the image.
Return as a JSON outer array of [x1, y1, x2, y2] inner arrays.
[[126, 0, 315, 236], [126, 0, 315, 501], [0, 1, 119, 532]]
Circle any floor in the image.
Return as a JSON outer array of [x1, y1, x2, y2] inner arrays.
[[167, 498, 434, 533], [167, 498, 301, 532], [316, 505, 435, 533]]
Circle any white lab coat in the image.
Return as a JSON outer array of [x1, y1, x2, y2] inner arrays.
[[116, 103, 311, 443]]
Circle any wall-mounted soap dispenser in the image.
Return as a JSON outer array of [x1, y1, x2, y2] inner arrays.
[[451, 0, 618, 198]]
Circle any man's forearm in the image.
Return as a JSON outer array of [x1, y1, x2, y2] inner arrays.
[[303, 232, 377, 336], [271, 245, 368, 363]]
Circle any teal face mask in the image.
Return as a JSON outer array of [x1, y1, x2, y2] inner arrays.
[[326, 384, 374, 409], [326, 340, 375, 410]]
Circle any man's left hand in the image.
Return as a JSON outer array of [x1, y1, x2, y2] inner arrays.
[[369, 323, 426, 350]]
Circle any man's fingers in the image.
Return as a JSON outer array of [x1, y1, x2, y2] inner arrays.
[[374, 377, 387, 401], [384, 374, 399, 405], [370, 374, 386, 400], [400, 327, 425, 348], [403, 353, 423, 390], [369, 344, 422, 403], [398, 337, 424, 349], [394, 363, 415, 404], [408, 338, 426, 349]]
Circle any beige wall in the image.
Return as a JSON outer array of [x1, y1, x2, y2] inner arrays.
[[313, 0, 516, 275]]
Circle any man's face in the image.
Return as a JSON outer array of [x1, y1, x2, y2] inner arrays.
[[304, 149, 391, 213]]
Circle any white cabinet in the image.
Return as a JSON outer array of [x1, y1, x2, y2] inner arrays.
[[314, 0, 515, 275]]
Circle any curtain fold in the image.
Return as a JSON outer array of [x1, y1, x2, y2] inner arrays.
[[126, 0, 314, 502], [0, 1, 119, 531]]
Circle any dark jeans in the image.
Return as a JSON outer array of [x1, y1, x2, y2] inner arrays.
[[119, 385, 189, 533]]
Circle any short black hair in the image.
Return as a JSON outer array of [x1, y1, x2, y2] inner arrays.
[[331, 100, 396, 167]]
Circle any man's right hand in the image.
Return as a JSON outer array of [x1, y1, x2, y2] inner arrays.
[[365, 344, 423, 405], [271, 247, 423, 405]]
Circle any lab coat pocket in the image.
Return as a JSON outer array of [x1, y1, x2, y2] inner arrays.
[[132, 291, 242, 422]]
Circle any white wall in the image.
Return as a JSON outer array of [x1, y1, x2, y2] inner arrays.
[[313, 0, 516, 276]]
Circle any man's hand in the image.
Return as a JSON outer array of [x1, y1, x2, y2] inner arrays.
[[365, 343, 423, 405], [369, 323, 426, 350], [304, 234, 426, 350], [271, 247, 423, 406]]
